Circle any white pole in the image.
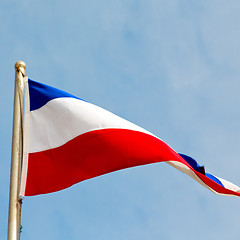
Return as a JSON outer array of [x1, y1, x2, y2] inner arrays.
[[8, 61, 26, 240]]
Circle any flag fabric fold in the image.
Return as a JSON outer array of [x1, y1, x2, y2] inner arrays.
[[20, 78, 240, 197]]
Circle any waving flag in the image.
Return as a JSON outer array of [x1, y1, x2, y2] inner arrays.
[[20, 79, 240, 197]]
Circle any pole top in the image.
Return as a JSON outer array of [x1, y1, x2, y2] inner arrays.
[[15, 61, 26, 76]]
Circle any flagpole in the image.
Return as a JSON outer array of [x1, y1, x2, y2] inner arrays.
[[8, 61, 26, 240]]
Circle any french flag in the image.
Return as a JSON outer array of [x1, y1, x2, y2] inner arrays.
[[20, 79, 240, 197]]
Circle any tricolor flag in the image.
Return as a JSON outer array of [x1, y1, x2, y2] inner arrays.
[[20, 78, 240, 197]]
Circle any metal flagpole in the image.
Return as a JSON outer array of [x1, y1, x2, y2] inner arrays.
[[8, 61, 26, 240]]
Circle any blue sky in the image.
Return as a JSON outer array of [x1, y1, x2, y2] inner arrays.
[[1, 0, 240, 239]]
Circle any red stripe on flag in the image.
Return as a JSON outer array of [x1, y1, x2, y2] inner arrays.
[[24, 129, 240, 196]]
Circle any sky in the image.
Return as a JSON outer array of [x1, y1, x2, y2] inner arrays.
[[1, 0, 240, 239]]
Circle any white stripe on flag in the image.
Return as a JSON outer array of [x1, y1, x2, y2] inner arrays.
[[29, 97, 155, 153]]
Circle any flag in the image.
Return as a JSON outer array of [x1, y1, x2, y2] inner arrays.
[[20, 78, 240, 197]]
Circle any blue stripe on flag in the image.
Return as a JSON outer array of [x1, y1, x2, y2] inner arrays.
[[179, 153, 224, 187], [205, 173, 224, 187], [178, 153, 205, 175], [28, 79, 82, 111]]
